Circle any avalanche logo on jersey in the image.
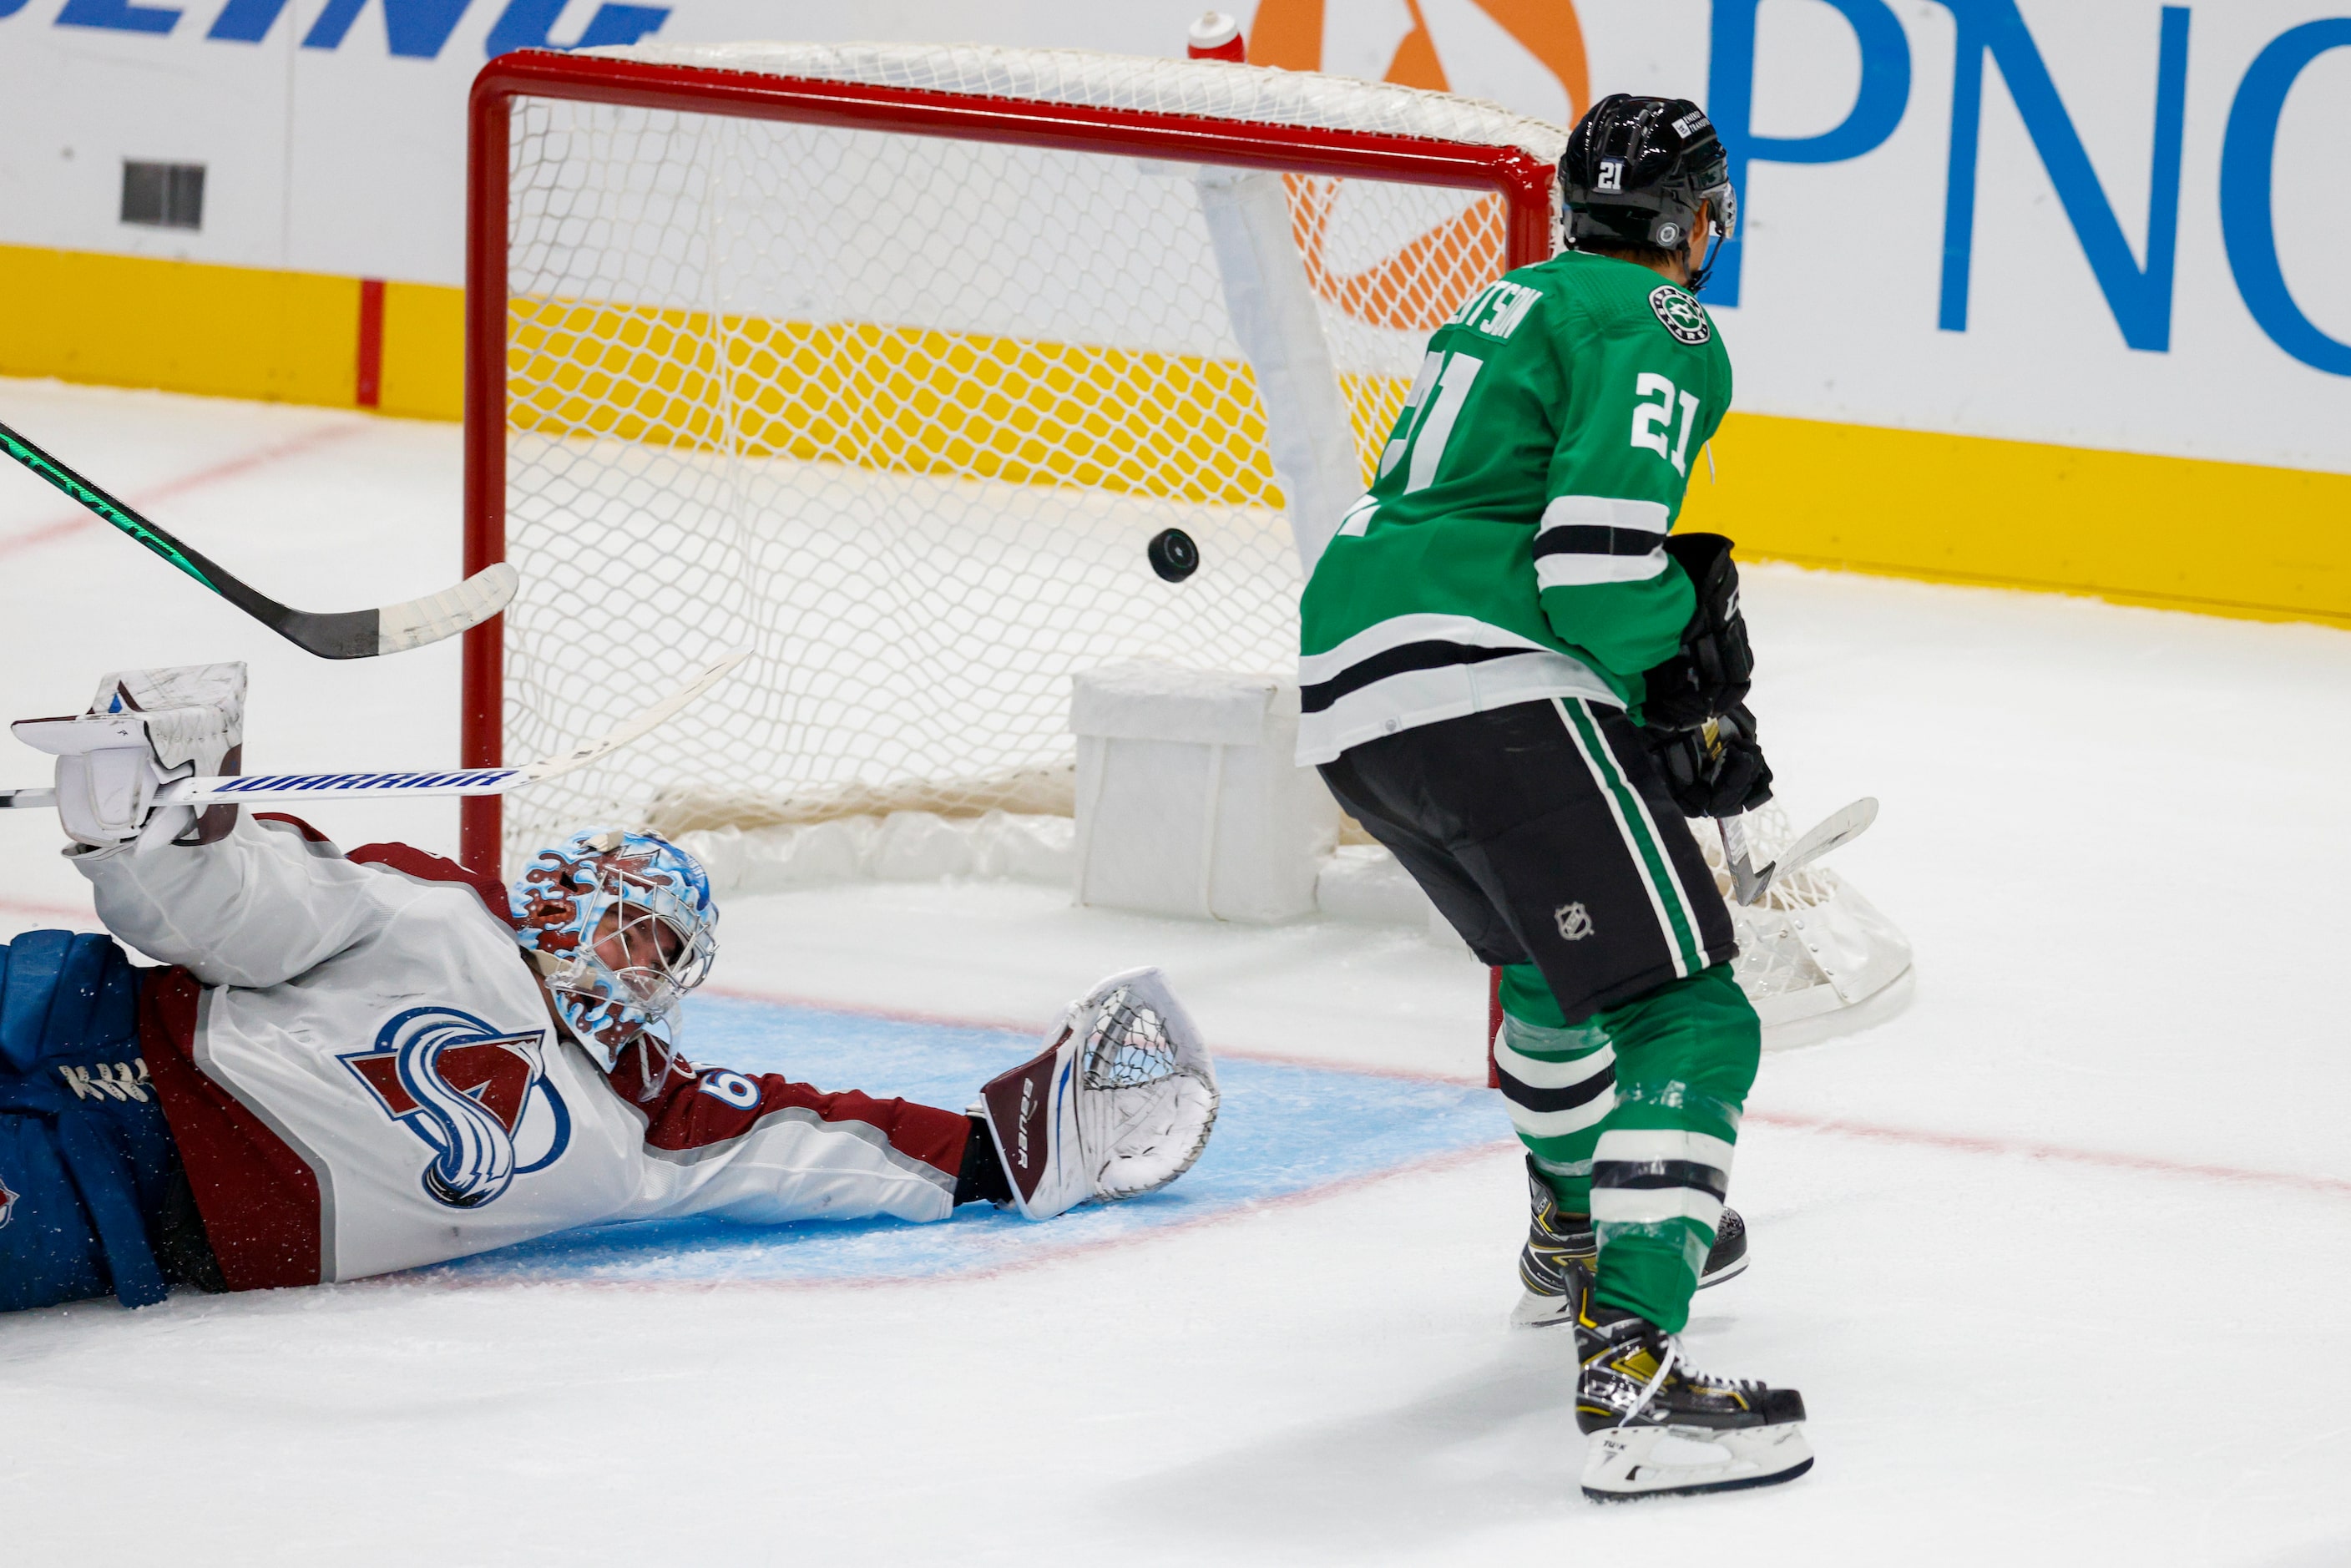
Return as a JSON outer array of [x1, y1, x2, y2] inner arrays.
[[340, 1006, 572, 1210]]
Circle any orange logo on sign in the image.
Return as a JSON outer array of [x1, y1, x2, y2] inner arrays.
[[1249, 0, 1590, 331]]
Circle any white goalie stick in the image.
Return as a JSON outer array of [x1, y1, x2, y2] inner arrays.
[[0, 650, 749, 812], [1717, 797, 1878, 906]]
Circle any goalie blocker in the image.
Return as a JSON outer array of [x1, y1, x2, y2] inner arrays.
[[977, 968, 1219, 1221]]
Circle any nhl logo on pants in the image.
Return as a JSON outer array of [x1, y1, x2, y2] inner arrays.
[[1555, 903, 1595, 941]]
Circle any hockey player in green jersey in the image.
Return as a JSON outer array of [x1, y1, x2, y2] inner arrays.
[[1297, 95, 1807, 1500]]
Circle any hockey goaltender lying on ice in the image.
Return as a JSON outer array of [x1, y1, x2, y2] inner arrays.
[[0, 661, 1219, 1314]]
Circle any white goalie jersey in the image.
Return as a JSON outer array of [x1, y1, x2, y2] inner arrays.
[[78, 812, 977, 1289]]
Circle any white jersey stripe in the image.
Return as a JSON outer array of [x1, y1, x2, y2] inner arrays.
[[1536, 494, 1671, 534], [1535, 552, 1668, 589], [1295, 651, 1615, 766], [1298, 612, 1566, 685]]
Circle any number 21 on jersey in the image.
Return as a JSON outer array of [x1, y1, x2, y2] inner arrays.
[[1377, 348, 1484, 496], [1631, 372, 1702, 476]]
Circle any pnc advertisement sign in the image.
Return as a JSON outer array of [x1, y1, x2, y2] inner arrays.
[[1239, 0, 2347, 473], [0, 0, 2343, 473]]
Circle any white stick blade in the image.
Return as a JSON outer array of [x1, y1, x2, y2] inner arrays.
[[375, 563, 521, 655], [518, 649, 751, 784], [1776, 797, 1878, 878]]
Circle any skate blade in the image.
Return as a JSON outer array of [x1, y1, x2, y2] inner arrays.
[[1509, 1289, 1577, 1329], [1696, 1254, 1749, 1290], [1580, 1421, 1812, 1501]]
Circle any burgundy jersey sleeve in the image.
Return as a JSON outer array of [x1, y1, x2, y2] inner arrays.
[[609, 1038, 970, 1181]]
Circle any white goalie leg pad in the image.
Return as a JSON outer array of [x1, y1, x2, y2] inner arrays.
[[1580, 1421, 1813, 1501], [978, 966, 1220, 1222]]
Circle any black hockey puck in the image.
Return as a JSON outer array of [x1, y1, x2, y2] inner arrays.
[[1147, 528, 1200, 583]]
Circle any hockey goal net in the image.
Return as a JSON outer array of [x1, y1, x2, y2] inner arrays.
[[459, 41, 1560, 876]]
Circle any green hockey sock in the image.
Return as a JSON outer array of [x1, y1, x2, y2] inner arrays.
[[1494, 962, 1610, 1216], [1586, 964, 1759, 1334]]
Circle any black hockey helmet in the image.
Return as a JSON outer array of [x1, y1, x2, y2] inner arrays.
[[1559, 95, 1738, 291]]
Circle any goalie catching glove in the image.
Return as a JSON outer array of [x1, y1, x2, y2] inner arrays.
[[13, 664, 245, 852], [977, 966, 1219, 1221]]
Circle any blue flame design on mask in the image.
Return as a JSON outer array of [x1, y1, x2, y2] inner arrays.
[[509, 828, 718, 1065]]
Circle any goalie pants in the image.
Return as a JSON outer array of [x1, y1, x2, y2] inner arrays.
[[1317, 696, 1759, 1333], [0, 931, 220, 1313]]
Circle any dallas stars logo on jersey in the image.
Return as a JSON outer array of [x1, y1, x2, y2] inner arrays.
[[1649, 285, 1711, 345]]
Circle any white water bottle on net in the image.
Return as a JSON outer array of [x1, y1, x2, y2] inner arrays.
[[473, 40, 1563, 865]]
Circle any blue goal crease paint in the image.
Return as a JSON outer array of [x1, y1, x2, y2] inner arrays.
[[405, 994, 1506, 1288]]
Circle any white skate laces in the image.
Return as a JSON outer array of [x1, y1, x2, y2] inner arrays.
[[1579, 1326, 1814, 1501], [1620, 1337, 1681, 1426]]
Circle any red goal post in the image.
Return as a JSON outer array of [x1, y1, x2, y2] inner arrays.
[[458, 44, 1561, 880]]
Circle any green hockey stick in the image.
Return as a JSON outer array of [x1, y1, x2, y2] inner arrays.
[[0, 417, 515, 659]]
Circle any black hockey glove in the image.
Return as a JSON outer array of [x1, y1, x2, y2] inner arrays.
[[1645, 702, 1774, 818], [1638, 532, 1754, 731]]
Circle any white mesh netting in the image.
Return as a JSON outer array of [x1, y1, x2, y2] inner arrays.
[[1690, 805, 1913, 1039], [588, 40, 1566, 163], [498, 44, 1560, 868]]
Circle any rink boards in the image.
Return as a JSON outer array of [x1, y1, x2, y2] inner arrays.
[[408, 993, 1507, 1289]]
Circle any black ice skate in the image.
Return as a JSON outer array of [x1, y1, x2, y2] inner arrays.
[[1572, 1280, 1811, 1501], [1511, 1156, 1748, 1328]]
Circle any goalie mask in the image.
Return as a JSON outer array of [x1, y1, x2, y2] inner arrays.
[[511, 828, 717, 1065]]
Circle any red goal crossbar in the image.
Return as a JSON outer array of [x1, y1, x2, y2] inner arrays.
[[458, 47, 1559, 879]]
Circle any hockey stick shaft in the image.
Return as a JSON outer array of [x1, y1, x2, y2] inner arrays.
[[1701, 718, 1768, 903], [1716, 812, 1765, 904], [0, 418, 518, 660], [0, 650, 749, 809]]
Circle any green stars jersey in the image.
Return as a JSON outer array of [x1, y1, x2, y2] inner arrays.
[[1294, 249, 1732, 765]]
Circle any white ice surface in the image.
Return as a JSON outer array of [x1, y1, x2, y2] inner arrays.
[[2, 377, 2348, 1565]]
